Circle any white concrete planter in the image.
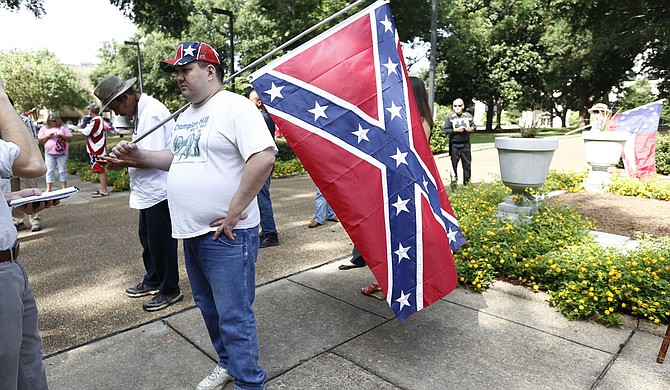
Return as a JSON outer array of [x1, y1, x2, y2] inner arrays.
[[495, 136, 559, 222], [582, 131, 629, 190], [495, 136, 559, 193]]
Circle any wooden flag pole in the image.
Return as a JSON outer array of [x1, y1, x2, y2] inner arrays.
[[657, 322, 670, 364]]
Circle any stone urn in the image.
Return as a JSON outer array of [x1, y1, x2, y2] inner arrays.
[[582, 130, 629, 190], [495, 136, 559, 221]]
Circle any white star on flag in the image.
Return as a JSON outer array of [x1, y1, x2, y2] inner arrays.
[[390, 147, 408, 167], [265, 82, 284, 102], [352, 124, 370, 143], [395, 290, 411, 311], [379, 15, 393, 32], [383, 57, 398, 75], [422, 177, 429, 191], [386, 101, 402, 120], [394, 242, 410, 262], [308, 102, 328, 121], [391, 195, 409, 215], [447, 228, 458, 243], [183, 45, 195, 56]]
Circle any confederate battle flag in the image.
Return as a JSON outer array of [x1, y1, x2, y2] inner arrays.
[[610, 100, 664, 179], [250, 0, 465, 320]]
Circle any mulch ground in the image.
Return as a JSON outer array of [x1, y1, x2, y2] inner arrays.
[[550, 192, 670, 238]]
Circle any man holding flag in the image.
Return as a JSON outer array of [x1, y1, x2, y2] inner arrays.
[[250, 0, 465, 321]]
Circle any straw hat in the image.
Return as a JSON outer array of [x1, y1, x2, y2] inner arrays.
[[588, 103, 611, 115], [94, 76, 137, 112]]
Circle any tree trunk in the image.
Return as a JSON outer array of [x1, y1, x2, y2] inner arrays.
[[486, 96, 495, 131], [495, 98, 504, 130]]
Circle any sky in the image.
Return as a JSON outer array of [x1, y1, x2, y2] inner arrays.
[[0, 0, 137, 65]]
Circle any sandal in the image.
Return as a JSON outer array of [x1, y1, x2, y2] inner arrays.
[[92, 191, 109, 198], [361, 282, 384, 299]]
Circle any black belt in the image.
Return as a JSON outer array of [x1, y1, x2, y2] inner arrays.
[[0, 241, 19, 262]]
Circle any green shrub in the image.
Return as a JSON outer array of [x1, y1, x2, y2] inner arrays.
[[537, 169, 588, 193], [67, 136, 90, 163], [450, 182, 595, 291], [537, 236, 670, 326], [608, 175, 670, 201], [657, 134, 670, 175], [275, 138, 296, 162], [429, 127, 449, 154], [449, 181, 670, 326], [272, 157, 305, 178]]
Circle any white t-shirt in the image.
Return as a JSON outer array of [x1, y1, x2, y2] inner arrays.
[[129, 94, 174, 210], [167, 90, 278, 239], [0, 139, 20, 250]]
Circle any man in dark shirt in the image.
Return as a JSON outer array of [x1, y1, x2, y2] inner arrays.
[[444, 98, 476, 185]]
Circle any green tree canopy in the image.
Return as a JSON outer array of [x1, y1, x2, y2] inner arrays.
[[0, 49, 90, 114]]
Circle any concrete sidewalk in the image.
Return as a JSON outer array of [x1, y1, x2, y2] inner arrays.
[[41, 136, 668, 389]]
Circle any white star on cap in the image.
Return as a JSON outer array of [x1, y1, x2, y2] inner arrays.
[[264, 82, 284, 102], [352, 124, 370, 143], [391, 195, 409, 215], [383, 57, 398, 75], [390, 147, 408, 167], [183, 44, 196, 57], [308, 101, 328, 121], [395, 290, 411, 311], [386, 101, 402, 120]]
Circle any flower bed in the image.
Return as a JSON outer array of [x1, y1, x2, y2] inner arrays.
[[449, 179, 670, 326]]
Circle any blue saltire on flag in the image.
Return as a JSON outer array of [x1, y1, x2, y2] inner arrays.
[[250, 0, 465, 321], [610, 100, 664, 179]]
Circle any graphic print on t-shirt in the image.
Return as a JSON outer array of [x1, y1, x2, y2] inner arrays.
[[172, 116, 206, 163]]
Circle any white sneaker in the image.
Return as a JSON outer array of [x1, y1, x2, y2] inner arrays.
[[196, 365, 232, 390]]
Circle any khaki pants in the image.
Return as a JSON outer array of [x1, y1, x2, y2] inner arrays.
[[10, 177, 42, 227]]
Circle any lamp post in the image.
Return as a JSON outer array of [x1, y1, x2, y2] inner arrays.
[[124, 41, 143, 94], [212, 8, 235, 92]]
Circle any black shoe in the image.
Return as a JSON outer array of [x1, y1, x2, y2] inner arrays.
[[338, 255, 366, 270], [15, 222, 27, 231], [143, 291, 183, 312], [125, 282, 160, 298], [259, 232, 279, 248]]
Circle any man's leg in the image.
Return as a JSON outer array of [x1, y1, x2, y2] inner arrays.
[[98, 171, 107, 193], [450, 144, 461, 185], [185, 230, 266, 390], [312, 188, 327, 225], [0, 261, 48, 390], [143, 200, 179, 295], [21, 177, 42, 230], [138, 208, 160, 288], [257, 175, 278, 247], [461, 146, 472, 185]]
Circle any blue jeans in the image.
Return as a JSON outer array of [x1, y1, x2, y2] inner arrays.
[[183, 228, 266, 390], [313, 188, 335, 224], [257, 175, 276, 236]]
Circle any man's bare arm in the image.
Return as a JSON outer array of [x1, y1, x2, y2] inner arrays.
[[0, 79, 46, 178]]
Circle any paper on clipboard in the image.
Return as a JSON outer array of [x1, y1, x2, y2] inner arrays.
[[9, 186, 80, 208]]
